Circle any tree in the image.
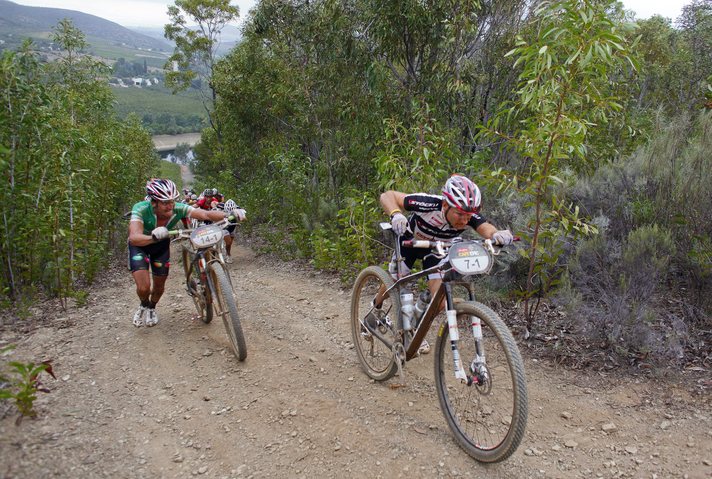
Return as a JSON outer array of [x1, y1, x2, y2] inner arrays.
[[0, 22, 156, 304], [479, 0, 638, 328], [164, 0, 239, 144]]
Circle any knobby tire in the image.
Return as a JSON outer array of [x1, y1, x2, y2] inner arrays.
[[350, 266, 401, 381], [182, 246, 212, 323], [209, 262, 247, 361], [433, 301, 528, 463]]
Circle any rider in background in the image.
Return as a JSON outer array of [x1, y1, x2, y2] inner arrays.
[[195, 189, 215, 210], [214, 199, 241, 263], [376, 174, 513, 353], [128, 179, 246, 327]]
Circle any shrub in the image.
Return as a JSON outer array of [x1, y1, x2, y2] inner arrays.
[[563, 225, 685, 363]]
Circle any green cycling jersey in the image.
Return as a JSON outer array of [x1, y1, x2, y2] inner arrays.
[[130, 200, 193, 234]]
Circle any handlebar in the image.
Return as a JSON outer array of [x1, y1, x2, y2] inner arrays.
[[402, 237, 519, 255], [168, 216, 238, 238]]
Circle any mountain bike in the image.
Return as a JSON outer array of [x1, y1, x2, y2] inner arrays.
[[350, 223, 528, 463], [171, 218, 247, 361]]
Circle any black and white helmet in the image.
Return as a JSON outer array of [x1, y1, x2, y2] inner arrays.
[[146, 178, 180, 202], [224, 199, 238, 212], [441, 175, 481, 213]]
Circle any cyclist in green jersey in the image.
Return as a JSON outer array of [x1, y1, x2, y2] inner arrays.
[[128, 178, 246, 327]]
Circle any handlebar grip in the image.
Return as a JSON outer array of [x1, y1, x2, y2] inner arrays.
[[402, 240, 432, 248]]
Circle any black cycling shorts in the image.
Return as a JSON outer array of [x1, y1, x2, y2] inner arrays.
[[128, 239, 171, 276]]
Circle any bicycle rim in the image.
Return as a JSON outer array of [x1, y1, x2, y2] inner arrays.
[[350, 266, 400, 381], [209, 263, 247, 361], [434, 301, 528, 463]]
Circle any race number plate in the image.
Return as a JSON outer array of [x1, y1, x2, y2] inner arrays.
[[448, 241, 492, 275], [190, 224, 224, 249]]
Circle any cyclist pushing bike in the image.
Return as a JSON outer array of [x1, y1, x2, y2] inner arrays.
[[375, 174, 514, 353], [128, 178, 246, 327]]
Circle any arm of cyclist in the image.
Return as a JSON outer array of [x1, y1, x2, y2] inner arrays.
[[379, 190, 410, 235], [189, 207, 230, 223], [128, 220, 164, 246], [475, 223, 513, 245]]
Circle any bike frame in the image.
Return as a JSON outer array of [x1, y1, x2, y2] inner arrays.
[[173, 219, 236, 311], [363, 231, 480, 364]]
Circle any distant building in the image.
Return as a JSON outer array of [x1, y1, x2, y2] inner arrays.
[[132, 77, 143, 86]]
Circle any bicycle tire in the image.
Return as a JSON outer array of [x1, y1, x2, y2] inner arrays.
[[209, 262, 247, 361], [433, 301, 527, 463], [350, 266, 401, 381], [182, 246, 213, 323]]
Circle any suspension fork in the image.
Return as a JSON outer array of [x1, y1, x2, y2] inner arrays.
[[464, 284, 486, 359], [443, 283, 469, 383]]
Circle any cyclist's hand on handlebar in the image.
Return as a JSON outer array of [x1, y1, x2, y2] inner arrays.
[[492, 229, 514, 246], [229, 208, 246, 221], [151, 226, 169, 241], [390, 212, 411, 236]]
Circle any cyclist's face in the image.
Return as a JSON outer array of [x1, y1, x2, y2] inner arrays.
[[444, 204, 473, 229], [154, 199, 175, 217]]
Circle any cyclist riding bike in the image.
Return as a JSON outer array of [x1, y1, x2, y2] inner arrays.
[[195, 189, 217, 210], [213, 199, 241, 263], [375, 174, 514, 353], [127, 178, 246, 327]]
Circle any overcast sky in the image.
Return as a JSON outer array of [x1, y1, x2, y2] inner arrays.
[[12, 0, 692, 28]]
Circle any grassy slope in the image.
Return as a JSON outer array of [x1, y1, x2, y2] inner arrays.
[[112, 86, 206, 119]]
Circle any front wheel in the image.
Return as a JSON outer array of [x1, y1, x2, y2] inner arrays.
[[350, 266, 401, 381], [182, 246, 212, 323], [434, 301, 528, 463], [209, 262, 247, 361]]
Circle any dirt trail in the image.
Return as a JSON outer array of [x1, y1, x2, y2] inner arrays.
[[1, 242, 711, 479]]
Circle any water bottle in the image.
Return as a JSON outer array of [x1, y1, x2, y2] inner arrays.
[[414, 289, 431, 324], [400, 292, 415, 331]]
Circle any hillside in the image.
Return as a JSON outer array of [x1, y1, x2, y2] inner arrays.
[[0, 0, 171, 52]]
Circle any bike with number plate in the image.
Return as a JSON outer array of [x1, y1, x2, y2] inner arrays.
[[172, 218, 247, 361], [350, 223, 528, 463]]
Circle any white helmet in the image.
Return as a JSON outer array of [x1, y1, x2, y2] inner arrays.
[[442, 175, 481, 213], [224, 199, 238, 211], [146, 178, 179, 202]]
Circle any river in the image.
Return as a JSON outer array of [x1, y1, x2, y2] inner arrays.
[[151, 132, 201, 152]]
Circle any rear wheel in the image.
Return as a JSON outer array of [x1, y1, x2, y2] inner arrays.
[[434, 301, 527, 463], [182, 246, 212, 323], [209, 262, 247, 361], [350, 266, 401, 381]]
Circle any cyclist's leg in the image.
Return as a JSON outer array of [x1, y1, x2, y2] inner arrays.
[[373, 246, 421, 307], [225, 224, 236, 257], [145, 241, 171, 326], [129, 243, 152, 326], [146, 240, 170, 302]]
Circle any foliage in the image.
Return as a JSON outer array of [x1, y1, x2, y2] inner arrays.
[[0, 23, 156, 304], [0, 345, 56, 423], [112, 57, 147, 77], [179, 0, 709, 370], [164, 0, 239, 141], [479, 0, 638, 327], [562, 225, 682, 363]]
